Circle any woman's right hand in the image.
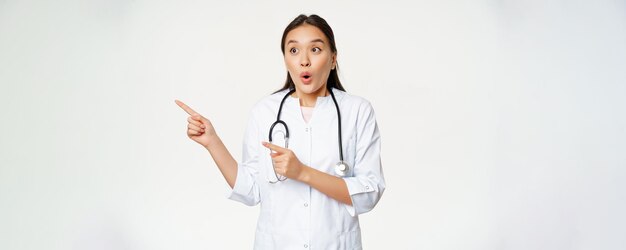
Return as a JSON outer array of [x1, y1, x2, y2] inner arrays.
[[175, 100, 216, 148]]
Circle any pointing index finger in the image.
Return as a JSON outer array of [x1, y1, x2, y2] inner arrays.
[[175, 99, 198, 115], [262, 141, 288, 153]]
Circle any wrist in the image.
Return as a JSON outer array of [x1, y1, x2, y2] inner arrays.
[[203, 134, 221, 150], [297, 164, 312, 183]]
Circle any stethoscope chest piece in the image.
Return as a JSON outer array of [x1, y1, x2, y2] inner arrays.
[[335, 161, 350, 177]]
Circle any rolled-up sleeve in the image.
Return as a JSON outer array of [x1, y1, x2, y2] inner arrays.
[[227, 112, 261, 206], [343, 102, 386, 216]]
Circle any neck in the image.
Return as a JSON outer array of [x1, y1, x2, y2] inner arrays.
[[294, 87, 329, 107]]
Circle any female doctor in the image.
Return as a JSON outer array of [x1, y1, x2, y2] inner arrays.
[[176, 14, 385, 249]]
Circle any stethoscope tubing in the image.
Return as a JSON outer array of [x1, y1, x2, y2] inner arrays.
[[268, 87, 347, 183]]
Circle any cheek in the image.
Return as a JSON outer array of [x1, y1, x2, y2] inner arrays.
[[322, 55, 334, 68], [284, 59, 294, 75], [285, 57, 299, 71], [317, 57, 333, 71]]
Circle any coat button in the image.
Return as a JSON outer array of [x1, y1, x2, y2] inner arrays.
[[304, 244, 308, 248], [304, 202, 308, 207]]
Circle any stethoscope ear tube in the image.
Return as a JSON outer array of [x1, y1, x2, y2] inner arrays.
[[328, 89, 343, 163], [269, 120, 289, 143], [269, 88, 295, 145]]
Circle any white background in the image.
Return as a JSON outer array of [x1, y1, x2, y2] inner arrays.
[[1, 0, 625, 249]]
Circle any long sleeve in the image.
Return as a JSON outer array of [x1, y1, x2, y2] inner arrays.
[[227, 112, 261, 206], [342, 102, 386, 216]]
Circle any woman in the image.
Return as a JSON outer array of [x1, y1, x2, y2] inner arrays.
[[176, 14, 385, 249]]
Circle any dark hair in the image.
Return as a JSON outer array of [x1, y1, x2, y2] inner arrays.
[[276, 14, 345, 93]]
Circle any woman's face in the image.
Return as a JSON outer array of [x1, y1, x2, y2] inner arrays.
[[284, 24, 336, 96]]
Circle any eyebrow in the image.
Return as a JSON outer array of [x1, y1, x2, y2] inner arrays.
[[286, 38, 326, 45]]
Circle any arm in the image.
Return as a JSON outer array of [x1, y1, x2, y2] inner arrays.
[[298, 165, 352, 205], [176, 100, 263, 206], [175, 100, 238, 188], [262, 142, 352, 205], [340, 102, 385, 216], [203, 134, 238, 188]]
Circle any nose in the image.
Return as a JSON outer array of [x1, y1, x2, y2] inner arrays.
[[300, 54, 310, 67]]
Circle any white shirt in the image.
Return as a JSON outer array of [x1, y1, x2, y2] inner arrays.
[[228, 88, 385, 250], [301, 106, 314, 123]]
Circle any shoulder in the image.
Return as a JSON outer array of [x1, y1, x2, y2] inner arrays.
[[247, 89, 290, 119], [333, 88, 376, 114], [252, 89, 289, 108]]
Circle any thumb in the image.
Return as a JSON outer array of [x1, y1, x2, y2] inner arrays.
[[191, 114, 210, 125], [192, 114, 209, 124]]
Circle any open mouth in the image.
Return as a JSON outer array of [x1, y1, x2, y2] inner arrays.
[[300, 72, 312, 83]]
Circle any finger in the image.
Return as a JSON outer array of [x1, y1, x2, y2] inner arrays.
[[187, 116, 205, 128], [187, 129, 203, 136], [274, 167, 285, 176], [272, 159, 280, 165], [262, 141, 288, 153], [277, 155, 290, 163], [273, 160, 285, 169], [270, 154, 286, 163], [175, 100, 199, 116], [188, 123, 204, 132], [191, 114, 209, 124]]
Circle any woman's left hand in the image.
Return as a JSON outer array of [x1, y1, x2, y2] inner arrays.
[[262, 142, 307, 181]]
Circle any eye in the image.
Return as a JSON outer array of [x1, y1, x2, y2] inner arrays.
[[312, 47, 322, 53], [290, 47, 298, 54]]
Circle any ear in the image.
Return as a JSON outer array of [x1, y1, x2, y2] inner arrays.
[[331, 52, 337, 69]]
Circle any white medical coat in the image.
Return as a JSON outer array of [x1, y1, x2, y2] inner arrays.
[[228, 88, 385, 250]]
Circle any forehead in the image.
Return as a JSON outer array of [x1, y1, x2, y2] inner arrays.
[[285, 24, 329, 44]]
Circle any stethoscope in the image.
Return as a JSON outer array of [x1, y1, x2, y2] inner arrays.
[[268, 88, 349, 183]]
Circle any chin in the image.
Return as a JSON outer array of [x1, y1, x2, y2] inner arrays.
[[297, 83, 324, 94]]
